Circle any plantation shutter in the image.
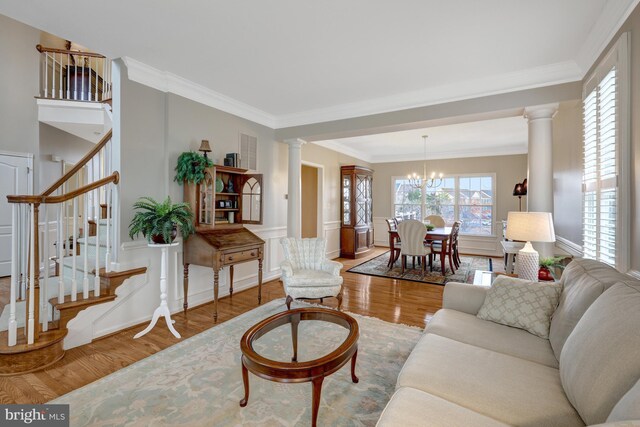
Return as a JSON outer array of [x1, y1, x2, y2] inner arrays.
[[582, 33, 629, 270]]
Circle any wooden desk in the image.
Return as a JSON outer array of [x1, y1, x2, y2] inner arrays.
[[183, 228, 264, 321], [388, 227, 452, 274]]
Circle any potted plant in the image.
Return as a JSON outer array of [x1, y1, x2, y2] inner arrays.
[[174, 151, 213, 185], [539, 256, 566, 281], [128, 196, 195, 244], [425, 223, 435, 231]]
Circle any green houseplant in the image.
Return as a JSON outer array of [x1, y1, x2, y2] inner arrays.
[[539, 256, 566, 281], [174, 151, 213, 185], [128, 196, 195, 244]]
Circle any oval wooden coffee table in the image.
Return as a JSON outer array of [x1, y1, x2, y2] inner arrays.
[[239, 307, 359, 427]]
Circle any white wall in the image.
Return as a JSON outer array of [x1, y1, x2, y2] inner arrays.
[[0, 15, 40, 186]]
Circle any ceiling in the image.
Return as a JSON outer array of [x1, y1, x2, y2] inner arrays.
[[1, 1, 637, 129], [315, 116, 529, 163]]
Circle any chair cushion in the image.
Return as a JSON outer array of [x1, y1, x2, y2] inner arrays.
[[560, 282, 640, 425], [550, 258, 634, 360], [377, 387, 509, 427], [428, 308, 558, 368], [397, 334, 583, 427], [284, 269, 343, 287], [477, 276, 562, 339], [285, 285, 342, 300]]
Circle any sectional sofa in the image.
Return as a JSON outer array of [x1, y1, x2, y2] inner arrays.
[[377, 258, 640, 426]]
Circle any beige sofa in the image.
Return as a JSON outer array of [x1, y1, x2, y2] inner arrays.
[[377, 258, 640, 426]]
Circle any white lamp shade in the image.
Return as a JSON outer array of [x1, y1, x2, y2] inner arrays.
[[506, 212, 556, 243]]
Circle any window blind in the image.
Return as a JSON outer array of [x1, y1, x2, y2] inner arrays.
[[582, 67, 617, 266]]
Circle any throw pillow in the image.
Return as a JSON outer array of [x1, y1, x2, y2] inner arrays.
[[477, 275, 562, 339]]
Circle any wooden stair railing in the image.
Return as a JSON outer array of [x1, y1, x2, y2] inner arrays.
[[0, 130, 145, 375], [36, 44, 111, 102]]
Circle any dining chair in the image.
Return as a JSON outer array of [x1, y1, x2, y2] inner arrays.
[[397, 219, 433, 276], [386, 218, 401, 267], [424, 215, 445, 228], [432, 221, 460, 274]]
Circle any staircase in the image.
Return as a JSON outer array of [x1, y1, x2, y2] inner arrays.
[[0, 128, 145, 375]]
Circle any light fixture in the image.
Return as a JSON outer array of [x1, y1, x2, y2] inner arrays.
[[506, 211, 556, 281], [199, 139, 212, 159], [512, 178, 528, 211], [408, 135, 443, 189]]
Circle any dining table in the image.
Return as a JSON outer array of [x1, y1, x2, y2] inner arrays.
[[388, 227, 452, 274]]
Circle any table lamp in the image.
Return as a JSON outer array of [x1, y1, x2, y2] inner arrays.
[[505, 212, 556, 281]]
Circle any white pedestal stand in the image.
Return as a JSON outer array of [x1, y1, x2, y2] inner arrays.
[[134, 242, 181, 339]]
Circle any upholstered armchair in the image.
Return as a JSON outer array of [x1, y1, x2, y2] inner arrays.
[[280, 238, 344, 310]]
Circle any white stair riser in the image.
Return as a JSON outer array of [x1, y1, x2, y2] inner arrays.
[[77, 242, 108, 261]]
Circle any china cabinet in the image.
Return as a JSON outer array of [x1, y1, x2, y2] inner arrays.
[[340, 165, 374, 258]]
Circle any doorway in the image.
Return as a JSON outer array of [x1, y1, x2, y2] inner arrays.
[[301, 164, 319, 238], [0, 152, 33, 277]]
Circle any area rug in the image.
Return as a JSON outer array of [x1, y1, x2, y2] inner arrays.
[[347, 251, 492, 285], [51, 299, 423, 426]]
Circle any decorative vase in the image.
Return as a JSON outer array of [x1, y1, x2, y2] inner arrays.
[[538, 266, 554, 281], [151, 227, 178, 244]]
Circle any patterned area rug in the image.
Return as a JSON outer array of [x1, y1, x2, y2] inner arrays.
[[51, 299, 423, 426], [347, 251, 492, 285]]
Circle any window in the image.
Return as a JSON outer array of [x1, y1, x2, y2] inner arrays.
[[392, 174, 494, 235], [582, 33, 629, 270]]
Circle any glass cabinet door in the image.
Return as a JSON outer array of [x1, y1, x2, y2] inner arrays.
[[342, 174, 351, 225], [199, 172, 214, 225]]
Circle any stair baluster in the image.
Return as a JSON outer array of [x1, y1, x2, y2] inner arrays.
[[71, 197, 78, 302], [42, 204, 49, 332], [57, 203, 64, 304], [105, 184, 112, 273], [8, 204, 18, 346], [83, 192, 89, 299], [27, 205, 35, 344], [43, 52, 48, 98], [94, 183, 100, 296]]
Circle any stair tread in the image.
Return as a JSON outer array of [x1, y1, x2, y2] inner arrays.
[[60, 256, 103, 272], [77, 235, 109, 246], [50, 291, 116, 310], [0, 328, 67, 354]]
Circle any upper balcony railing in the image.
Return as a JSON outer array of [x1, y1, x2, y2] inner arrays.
[[37, 44, 112, 102]]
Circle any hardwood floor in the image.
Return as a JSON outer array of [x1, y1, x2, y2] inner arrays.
[[0, 248, 501, 404]]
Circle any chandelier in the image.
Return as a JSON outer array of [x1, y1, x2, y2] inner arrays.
[[408, 135, 443, 189]]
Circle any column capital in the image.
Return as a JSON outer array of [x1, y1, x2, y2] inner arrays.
[[283, 138, 307, 148], [524, 103, 559, 121]]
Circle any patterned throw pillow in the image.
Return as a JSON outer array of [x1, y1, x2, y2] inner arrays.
[[477, 275, 562, 339]]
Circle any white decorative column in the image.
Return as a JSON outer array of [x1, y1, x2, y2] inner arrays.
[[284, 138, 306, 238], [524, 103, 558, 258]]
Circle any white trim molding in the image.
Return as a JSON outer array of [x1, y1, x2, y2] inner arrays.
[[122, 57, 277, 128], [627, 270, 640, 280], [555, 236, 583, 258]]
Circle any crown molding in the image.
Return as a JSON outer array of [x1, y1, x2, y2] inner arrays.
[[312, 140, 373, 163], [575, 0, 640, 74], [367, 144, 527, 163], [312, 140, 528, 164], [122, 57, 277, 129], [274, 61, 582, 128]]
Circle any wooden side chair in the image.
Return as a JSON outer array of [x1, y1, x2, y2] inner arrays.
[[386, 218, 401, 268], [424, 215, 445, 228], [432, 221, 461, 274], [397, 219, 433, 276]]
